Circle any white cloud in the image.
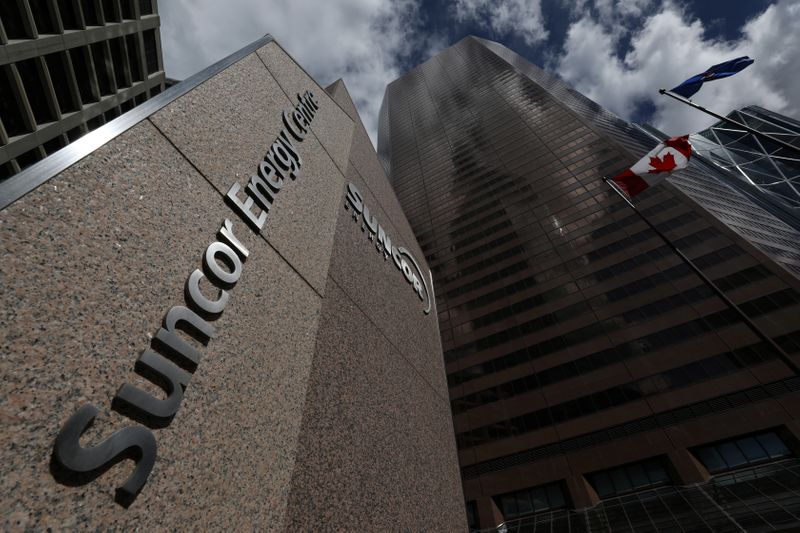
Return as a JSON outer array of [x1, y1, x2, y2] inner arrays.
[[595, 0, 654, 23], [159, 0, 429, 146], [553, 0, 800, 135], [452, 0, 548, 46]]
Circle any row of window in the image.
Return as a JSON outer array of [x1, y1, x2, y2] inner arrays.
[[445, 239, 738, 380], [444, 238, 740, 364], [0, 85, 161, 180], [413, 153, 621, 251], [454, 333, 782, 418], [433, 179, 668, 274], [450, 269, 778, 414], [1, 0, 154, 40], [425, 170, 615, 259], [456, 295, 799, 445], [1, 28, 159, 138], [487, 430, 795, 522], [447, 206, 700, 335], [435, 191, 649, 287], [456, 342, 776, 449], [409, 144, 624, 241], [439, 194, 642, 304]]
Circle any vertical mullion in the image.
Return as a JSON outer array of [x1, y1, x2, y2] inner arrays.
[[94, 0, 105, 23], [83, 45, 101, 101], [118, 36, 133, 87], [153, 25, 163, 73], [0, 117, 9, 145], [0, 16, 8, 44], [134, 31, 147, 82], [19, 0, 39, 38], [48, 0, 64, 33], [60, 50, 83, 110], [73, 0, 87, 29], [36, 56, 63, 122], [100, 40, 117, 94], [6, 63, 38, 133]]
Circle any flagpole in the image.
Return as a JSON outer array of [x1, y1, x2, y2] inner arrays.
[[658, 89, 800, 156], [602, 176, 800, 376]]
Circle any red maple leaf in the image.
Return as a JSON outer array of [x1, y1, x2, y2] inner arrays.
[[647, 152, 677, 173]]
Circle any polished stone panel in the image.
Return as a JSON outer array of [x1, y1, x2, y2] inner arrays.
[[0, 121, 321, 529], [1, 39, 460, 531], [150, 50, 346, 295], [327, 165, 447, 399], [285, 281, 465, 531], [325, 78, 428, 264], [149, 53, 289, 195], [325, 79, 361, 123], [256, 42, 354, 174]]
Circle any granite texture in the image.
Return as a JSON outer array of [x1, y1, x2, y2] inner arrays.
[[149, 53, 290, 195], [150, 51, 347, 295], [256, 42, 355, 174], [326, 79, 428, 265], [326, 161, 448, 400], [285, 281, 466, 531], [1, 41, 462, 531], [321, 80, 446, 399], [325, 79, 361, 123], [1, 121, 322, 529]]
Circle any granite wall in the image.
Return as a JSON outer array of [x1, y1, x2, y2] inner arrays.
[[0, 38, 465, 531]]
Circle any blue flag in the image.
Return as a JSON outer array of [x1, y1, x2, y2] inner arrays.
[[670, 56, 754, 98]]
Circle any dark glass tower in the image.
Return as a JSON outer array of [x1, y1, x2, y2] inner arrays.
[[379, 36, 800, 532]]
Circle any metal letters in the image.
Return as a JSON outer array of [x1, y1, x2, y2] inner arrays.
[[52, 91, 321, 504], [344, 182, 432, 314]]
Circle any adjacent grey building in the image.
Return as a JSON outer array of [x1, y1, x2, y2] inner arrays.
[[0, 0, 166, 180], [691, 106, 800, 220]]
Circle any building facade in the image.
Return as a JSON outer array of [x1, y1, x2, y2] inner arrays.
[[379, 36, 800, 531], [0, 0, 166, 181], [690, 106, 800, 221], [0, 36, 465, 530]]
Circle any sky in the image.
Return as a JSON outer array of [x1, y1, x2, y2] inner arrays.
[[160, 0, 800, 147]]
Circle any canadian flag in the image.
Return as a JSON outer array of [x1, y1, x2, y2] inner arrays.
[[611, 135, 692, 197]]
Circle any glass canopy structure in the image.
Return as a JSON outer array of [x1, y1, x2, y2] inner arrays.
[[690, 106, 800, 217]]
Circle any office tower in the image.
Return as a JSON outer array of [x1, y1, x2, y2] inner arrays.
[[690, 106, 800, 219], [379, 36, 800, 531], [0, 0, 166, 180]]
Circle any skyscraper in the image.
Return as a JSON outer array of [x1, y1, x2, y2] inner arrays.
[[690, 106, 800, 220], [0, 0, 166, 180], [379, 36, 800, 531]]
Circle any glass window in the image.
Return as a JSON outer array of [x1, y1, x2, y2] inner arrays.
[[696, 447, 726, 473], [592, 472, 614, 498], [495, 481, 568, 520], [517, 492, 533, 515], [694, 431, 793, 474], [718, 442, 748, 469], [530, 487, 547, 511], [757, 432, 791, 458], [628, 463, 650, 488], [589, 458, 672, 499], [501, 495, 517, 517], [644, 461, 670, 484], [737, 437, 768, 462], [546, 484, 566, 508], [610, 468, 632, 493]]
